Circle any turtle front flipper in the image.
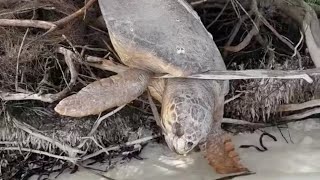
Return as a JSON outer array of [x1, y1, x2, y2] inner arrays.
[[204, 131, 249, 174], [55, 69, 151, 117]]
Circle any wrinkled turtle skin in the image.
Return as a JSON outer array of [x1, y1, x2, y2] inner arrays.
[[55, 0, 248, 174]]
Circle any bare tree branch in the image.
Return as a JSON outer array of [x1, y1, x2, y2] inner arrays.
[[224, 17, 260, 52], [279, 99, 320, 112], [0, 0, 97, 32], [281, 107, 320, 121]]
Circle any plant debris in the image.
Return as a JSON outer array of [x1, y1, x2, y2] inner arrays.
[[0, 0, 320, 179]]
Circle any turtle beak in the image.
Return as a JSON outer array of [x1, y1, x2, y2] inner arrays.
[[164, 135, 194, 155]]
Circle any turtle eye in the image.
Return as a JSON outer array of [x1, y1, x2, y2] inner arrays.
[[173, 122, 184, 137]]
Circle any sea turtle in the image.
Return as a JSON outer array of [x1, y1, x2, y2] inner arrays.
[[55, 0, 248, 174]]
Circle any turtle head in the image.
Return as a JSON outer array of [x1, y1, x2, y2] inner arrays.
[[161, 91, 213, 155]]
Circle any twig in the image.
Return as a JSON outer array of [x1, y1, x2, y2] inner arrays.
[[56, 47, 78, 90], [281, 107, 320, 121], [102, 40, 121, 62], [0, 0, 97, 32], [87, 105, 126, 136], [278, 99, 320, 112], [81, 136, 110, 155], [292, 30, 304, 59], [230, 0, 241, 18], [223, 118, 319, 129], [190, 0, 207, 6], [0, 92, 59, 102], [224, 18, 260, 52], [157, 68, 316, 83], [234, 0, 259, 31], [15, 28, 30, 91], [224, 93, 243, 104], [0, 141, 18, 145], [54, 0, 97, 28], [0, 4, 55, 17], [223, 13, 251, 56], [81, 135, 160, 161], [77, 105, 126, 149], [0, 147, 78, 162], [206, 0, 230, 29], [0, 19, 56, 29], [147, 91, 165, 133], [222, 118, 265, 127]]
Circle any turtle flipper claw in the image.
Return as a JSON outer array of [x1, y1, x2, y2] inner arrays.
[[205, 134, 249, 174]]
